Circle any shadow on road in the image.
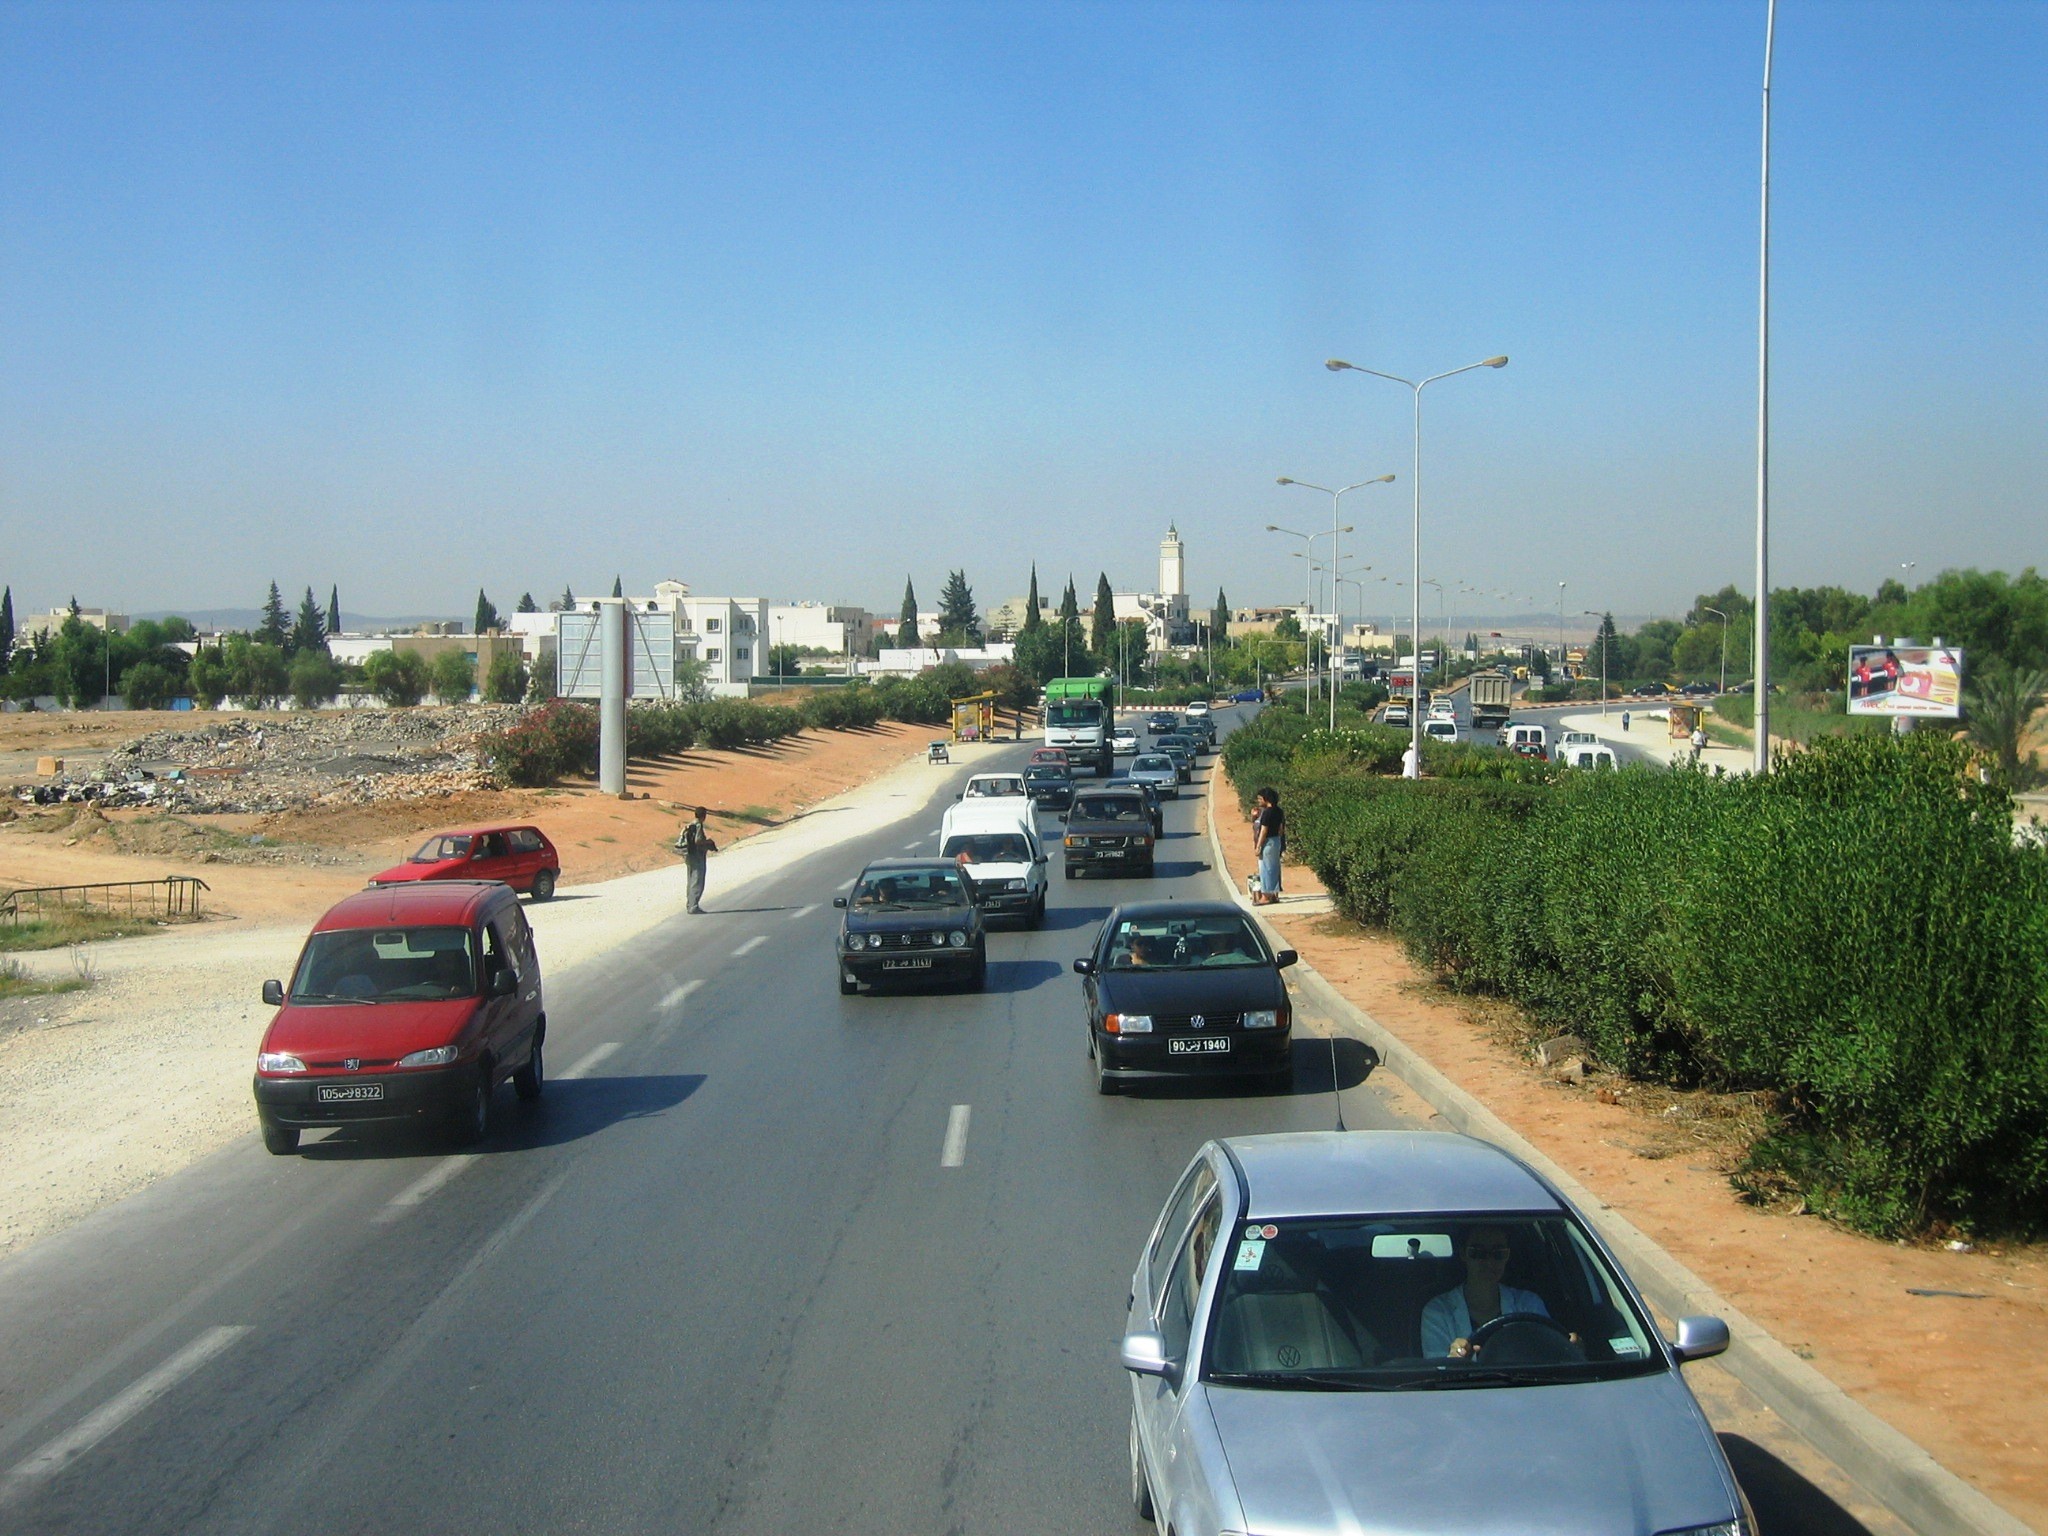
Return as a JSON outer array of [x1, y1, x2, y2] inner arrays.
[[297, 1074, 707, 1160], [985, 958, 1066, 992], [1719, 1435, 1893, 1535], [1036, 902, 1114, 932]]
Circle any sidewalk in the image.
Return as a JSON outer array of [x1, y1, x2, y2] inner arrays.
[[1208, 764, 2045, 1535], [1551, 706, 1737, 769]]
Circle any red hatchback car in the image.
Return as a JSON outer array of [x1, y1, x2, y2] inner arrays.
[[371, 824, 561, 900], [252, 881, 546, 1153]]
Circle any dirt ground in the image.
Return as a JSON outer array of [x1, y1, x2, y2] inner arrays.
[[3, 711, 934, 928], [1213, 769, 2048, 1532]]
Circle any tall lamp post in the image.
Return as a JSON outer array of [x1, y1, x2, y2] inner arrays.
[[1700, 605, 1730, 696], [1555, 582, 1567, 677], [1266, 520, 1351, 715], [1582, 610, 1611, 716], [1278, 475, 1395, 729], [1327, 354, 1508, 776]]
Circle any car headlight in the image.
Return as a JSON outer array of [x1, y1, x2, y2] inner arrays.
[[948, 931, 967, 948], [257, 1051, 307, 1074], [1242, 1009, 1280, 1029], [398, 1045, 460, 1067], [844, 932, 866, 951], [1106, 1013, 1153, 1034]]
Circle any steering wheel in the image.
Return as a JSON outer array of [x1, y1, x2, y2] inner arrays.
[[1467, 1311, 1574, 1353]]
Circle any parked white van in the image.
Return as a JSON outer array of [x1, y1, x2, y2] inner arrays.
[[938, 801, 1048, 926]]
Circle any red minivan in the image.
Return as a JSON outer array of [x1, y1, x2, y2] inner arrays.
[[253, 881, 546, 1154], [370, 824, 561, 900]]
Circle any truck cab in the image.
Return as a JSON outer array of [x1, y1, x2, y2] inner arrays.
[[1042, 677, 1115, 777]]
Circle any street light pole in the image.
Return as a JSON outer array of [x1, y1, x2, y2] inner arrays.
[[1278, 475, 1394, 730], [1753, 0, 1777, 774], [1582, 611, 1610, 716], [1556, 582, 1567, 678], [1266, 520, 1352, 716], [1327, 355, 1507, 777], [1700, 605, 1730, 696]]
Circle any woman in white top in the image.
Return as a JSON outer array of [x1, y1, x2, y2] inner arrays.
[[1420, 1225, 1550, 1359]]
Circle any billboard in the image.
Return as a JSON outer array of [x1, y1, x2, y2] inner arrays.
[[1846, 644, 1963, 718], [557, 609, 682, 701]]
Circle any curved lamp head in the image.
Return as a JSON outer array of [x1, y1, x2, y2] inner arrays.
[[1371, 473, 1395, 484], [1484, 356, 1509, 368], [1325, 359, 1353, 372]]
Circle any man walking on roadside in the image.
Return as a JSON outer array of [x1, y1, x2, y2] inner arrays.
[[678, 806, 718, 914], [1689, 724, 1706, 764]]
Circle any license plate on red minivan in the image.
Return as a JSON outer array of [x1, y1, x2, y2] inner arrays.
[[317, 1083, 385, 1102]]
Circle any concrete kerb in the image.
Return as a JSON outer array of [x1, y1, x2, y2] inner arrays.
[[1200, 765, 2034, 1536]]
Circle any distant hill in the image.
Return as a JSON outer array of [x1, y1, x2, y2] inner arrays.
[[135, 609, 462, 634]]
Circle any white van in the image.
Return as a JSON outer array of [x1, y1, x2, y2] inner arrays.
[[1423, 718, 1459, 744], [1497, 722, 1549, 753], [938, 801, 1048, 926], [958, 772, 1028, 802], [1559, 744, 1618, 771]]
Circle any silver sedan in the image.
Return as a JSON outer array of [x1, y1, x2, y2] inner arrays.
[[1127, 753, 1180, 799], [1122, 1131, 1755, 1535]]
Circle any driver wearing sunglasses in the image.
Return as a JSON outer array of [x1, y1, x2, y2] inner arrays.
[[1421, 1225, 1552, 1359]]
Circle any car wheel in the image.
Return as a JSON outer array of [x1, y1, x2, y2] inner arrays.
[[452, 1069, 491, 1146], [839, 970, 859, 996], [970, 954, 987, 991], [1064, 864, 1075, 880], [1130, 1410, 1156, 1522], [1030, 891, 1046, 928], [1267, 1056, 1296, 1094], [530, 869, 557, 902], [259, 1116, 299, 1156], [513, 1030, 545, 1102]]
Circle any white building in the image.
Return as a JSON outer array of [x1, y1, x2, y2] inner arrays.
[[1110, 525, 1195, 652], [25, 607, 129, 642], [767, 602, 873, 661], [648, 580, 767, 695], [860, 643, 1016, 677]]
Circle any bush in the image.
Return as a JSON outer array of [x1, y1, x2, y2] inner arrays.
[[479, 700, 599, 786], [288, 650, 341, 710], [483, 650, 529, 703], [431, 649, 477, 704], [364, 649, 430, 707], [122, 661, 176, 711]]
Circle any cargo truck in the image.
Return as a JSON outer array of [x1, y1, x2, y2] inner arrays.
[[1468, 671, 1513, 731], [1041, 676, 1115, 776]]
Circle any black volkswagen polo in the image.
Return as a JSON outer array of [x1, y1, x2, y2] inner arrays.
[[1073, 900, 1296, 1094], [834, 858, 987, 995]]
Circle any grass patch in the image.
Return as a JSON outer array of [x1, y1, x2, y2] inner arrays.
[[729, 805, 784, 825], [0, 957, 90, 999], [0, 910, 178, 952]]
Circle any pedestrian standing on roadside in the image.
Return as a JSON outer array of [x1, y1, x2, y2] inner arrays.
[[678, 806, 718, 914], [1401, 741, 1420, 780], [1622, 710, 1631, 732], [1251, 787, 1285, 906], [1690, 725, 1706, 763]]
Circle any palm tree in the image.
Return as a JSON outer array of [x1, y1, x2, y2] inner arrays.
[[1963, 661, 2048, 787]]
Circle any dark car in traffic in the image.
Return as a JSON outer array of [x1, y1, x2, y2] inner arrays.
[[1024, 761, 1076, 810], [1074, 900, 1296, 1094], [1154, 733, 1196, 781], [1145, 711, 1181, 735], [833, 858, 987, 994], [1061, 788, 1156, 879], [252, 880, 547, 1153]]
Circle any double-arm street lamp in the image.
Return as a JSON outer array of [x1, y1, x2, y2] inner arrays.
[[1327, 355, 1508, 774], [1700, 605, 1730, 696], [1266, 519, 1352, 715], [1278, 474, 1396, 728]]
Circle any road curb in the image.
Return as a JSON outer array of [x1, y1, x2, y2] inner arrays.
[[1200, 755, 2034, 1536]]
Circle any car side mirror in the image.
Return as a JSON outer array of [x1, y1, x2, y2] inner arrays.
[[832, 896, 848, 908], [1275, 950, 1299, 969], [1670, 1315, 1729, 1363], [1035, 854, 1048, 865], [1119, 1332, 1177, 1383], [490, 969, 517, 997], [1073, 957, 1095, 976], [261, 979, 284, 1006]]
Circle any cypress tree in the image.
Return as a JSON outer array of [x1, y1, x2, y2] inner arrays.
[[555, 585, 576, 612], [292, 586, 327, 655], [611, 575, 624, 599], [516, 592, 539, 613], [1090, 572, 1116, 656], [258, 582, 289, 649], [326, 584, 342, 636], [1211, 588, 1230, 643], [1021, 565, 1042, 632], [474, 588, 501, 634], [897, 578, 921, 648], [0, 585, 13, 661]]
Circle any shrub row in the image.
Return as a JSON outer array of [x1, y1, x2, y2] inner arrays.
[[1231, 708, 2048, 1236]]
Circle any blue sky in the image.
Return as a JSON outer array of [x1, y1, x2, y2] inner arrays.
[[2, 1, 2042, 628]]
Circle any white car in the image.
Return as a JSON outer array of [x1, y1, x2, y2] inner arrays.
[[1184, 699, 1212, 719], [1383, 702, 1411, 727], [1423, 719, 1459, 744], [958, 772, 1027, 801], [1557, 730, 1599, 749], [1112, 726, 1140, 755], [1426, 699, 1455, 721], [938, 804, 1048, 926], [1560, 744, 1619, 770]]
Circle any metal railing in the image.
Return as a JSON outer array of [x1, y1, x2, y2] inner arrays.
[[0, 875, 211, 924]]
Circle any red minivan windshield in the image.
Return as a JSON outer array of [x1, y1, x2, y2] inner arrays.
[[291, 926, 477, 1003]]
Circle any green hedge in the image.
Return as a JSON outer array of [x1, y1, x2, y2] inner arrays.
[[1229, 708, 2048, 1235]]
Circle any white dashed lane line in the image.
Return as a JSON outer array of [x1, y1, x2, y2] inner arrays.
[[940, 1104, 972, 1168], [789, 904, 818, 920], [7, 1326, 252, 1486], [558, 1043, 620, 1081], [732, 935, 768, 958], [659, 980, 702, 1011], [377, 1155, 480, 1222]]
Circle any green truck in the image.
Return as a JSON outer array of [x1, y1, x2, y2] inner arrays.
[[1041, 676, 1114, 777]]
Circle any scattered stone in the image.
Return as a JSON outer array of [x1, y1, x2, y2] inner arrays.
[[1535, 1033, 1588, 1068], [1552, 1057, 1588, 1085]]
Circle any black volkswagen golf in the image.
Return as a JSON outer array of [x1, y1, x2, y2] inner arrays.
[[834, 858, 987, 994], [1073, 900, 1296, 1094]]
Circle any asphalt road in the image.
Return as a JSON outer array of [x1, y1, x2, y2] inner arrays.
[[0, 707, 1904, 1535]]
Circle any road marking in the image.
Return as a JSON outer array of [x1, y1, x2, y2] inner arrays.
[[8, 1326, 251, 1484], [789, 903, 818, 920], [659, 980, 702, 1010], [378, 1155, 479, 1220], [732, 934, 768, 957], [940, 1104, 972, 1168], [559, 1042, 619, 1080]]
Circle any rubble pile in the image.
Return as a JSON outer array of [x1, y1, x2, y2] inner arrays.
[[11, 706, 526, 814]]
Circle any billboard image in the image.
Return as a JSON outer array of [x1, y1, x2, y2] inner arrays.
[[1846, 644, 1963, 718]]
